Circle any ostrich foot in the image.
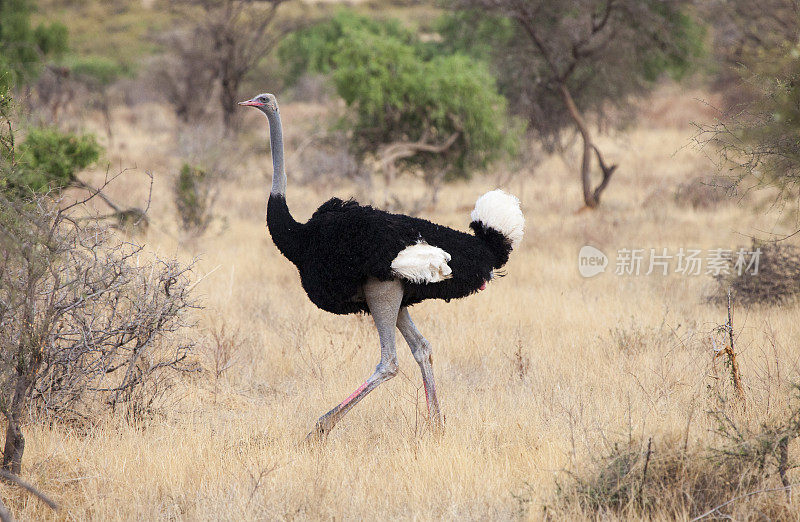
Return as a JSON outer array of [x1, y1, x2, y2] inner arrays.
[[302, 423, 329, 446]]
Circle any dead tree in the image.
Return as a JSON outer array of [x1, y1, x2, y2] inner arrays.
[[150, 29, 218, 124], [178, 0, 295, 132]]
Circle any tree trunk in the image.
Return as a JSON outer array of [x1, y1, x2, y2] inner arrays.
[[220, 77, 238, 134], [377, 132, 459, 208], [100, 93, 113, 145], [2, 373, 31, 475], [557, 82, 616, 209]]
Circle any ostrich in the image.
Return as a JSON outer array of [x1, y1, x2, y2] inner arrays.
[[240, 93, 524, 442]]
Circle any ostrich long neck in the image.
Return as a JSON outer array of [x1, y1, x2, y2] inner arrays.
[[265, 107, 302, 263], [266, 109, 286, 195]]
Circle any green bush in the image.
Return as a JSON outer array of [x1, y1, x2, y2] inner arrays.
[[9, 128, 101, 195], [0, 0, 68, 88], [69, 55, 129, 87], [337, 43, 517, 177], [173, 163, 214, 234], [278, 10, 417, 86], [280, 10, 519, 180]]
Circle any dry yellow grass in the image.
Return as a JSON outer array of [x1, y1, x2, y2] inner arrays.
[[3, 89, 800, 520]]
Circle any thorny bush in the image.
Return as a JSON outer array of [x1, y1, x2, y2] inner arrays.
[[0, 192, 198, 473]]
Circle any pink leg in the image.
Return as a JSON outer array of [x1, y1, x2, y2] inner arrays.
[[304, 368, 395, 444], [342, 380, 370, 407], [304, 279, 402, 444]]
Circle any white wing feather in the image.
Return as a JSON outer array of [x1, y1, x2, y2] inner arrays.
[[391, 242, 452, 284]]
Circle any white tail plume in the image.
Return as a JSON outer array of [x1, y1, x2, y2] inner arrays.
[[470, 189, 524, 248]]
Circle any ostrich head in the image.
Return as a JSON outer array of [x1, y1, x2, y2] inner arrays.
[[238, 93, 278, 114]]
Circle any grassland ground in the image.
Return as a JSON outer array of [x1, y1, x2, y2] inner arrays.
[[4, 87, 800, 520]]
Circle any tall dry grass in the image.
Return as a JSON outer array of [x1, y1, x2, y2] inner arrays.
[[3, 89, 800, 520]]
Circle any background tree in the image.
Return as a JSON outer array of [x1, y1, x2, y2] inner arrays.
[[693, 1, 800, 209], [280, 11, 519, 204], [175, 0, 295, 132], [696, 22, 800, 207], [442, 0, 703, 208], [149, 29, 219, 125], [0, 0, 68, 91], [68, 56, 129, 142], [700, 0, 800, 106]]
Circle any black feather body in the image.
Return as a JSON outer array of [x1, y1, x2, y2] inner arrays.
[[268, 194, 513, 315]]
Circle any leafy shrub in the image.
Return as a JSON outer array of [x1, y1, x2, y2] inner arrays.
[[7, 127, 101, 195], [335, 39, 517, 177], [280, 10, 519, 181], [0, 0, 68, 88], [0, 91, 144, 229], [173, 162, 215, 234], [278, 10, 417, 86], [20, 127, 101, 181], [69, 55, 129, 87]]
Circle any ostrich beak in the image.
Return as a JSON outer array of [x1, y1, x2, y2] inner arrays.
[[238, 98, 264, 107]]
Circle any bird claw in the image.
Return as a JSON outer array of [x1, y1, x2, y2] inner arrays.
[[427, 414, 445, 440], [301, 423, 329, 447]]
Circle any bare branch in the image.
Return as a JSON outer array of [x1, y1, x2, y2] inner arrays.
[[0, 469, 59, 511], [0, 497, 12, 522], [1, 190, 198, 471], [378, 132, 460, 170], [689, 485, 797, 521], [590, 144, 617, 203]]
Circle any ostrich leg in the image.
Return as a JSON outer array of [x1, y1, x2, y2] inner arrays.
[[304, 279, 403, 443], [396, 307, 443, 434]]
